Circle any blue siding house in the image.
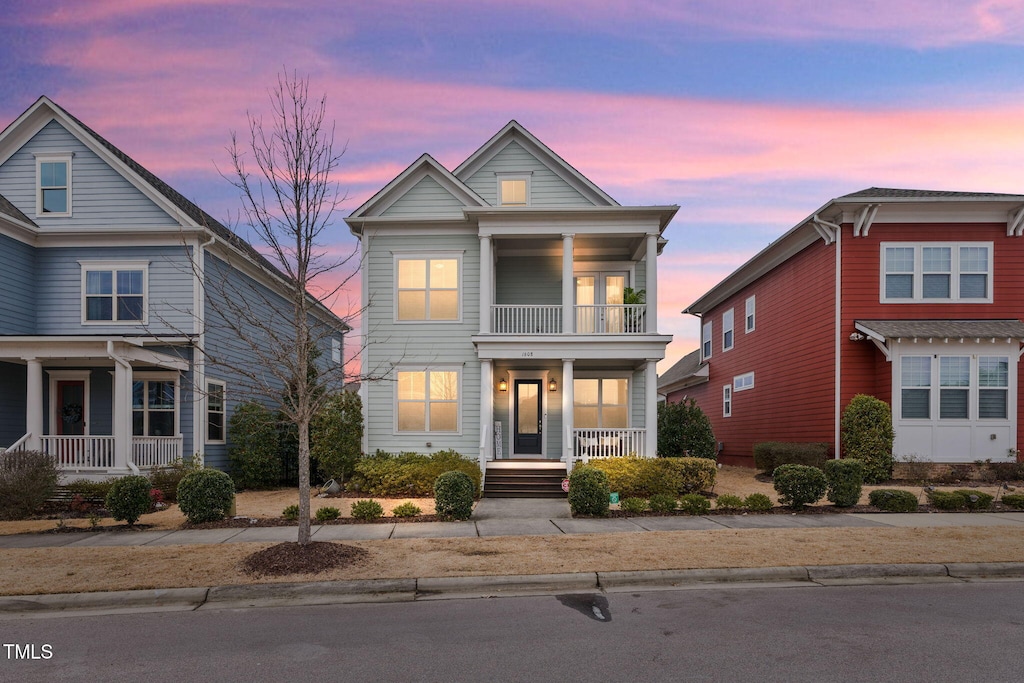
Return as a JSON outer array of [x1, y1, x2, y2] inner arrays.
[[0, 97, 347, 478]]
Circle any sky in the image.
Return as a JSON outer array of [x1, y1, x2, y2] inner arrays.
[[4, 0, 1024, 373]]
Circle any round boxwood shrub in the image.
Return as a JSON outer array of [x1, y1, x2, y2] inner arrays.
[[715, 494, 744, 511], [1001, 493, 1024, 509], [619, 497, 648, 515], [841, 395, 895, 484], [953, 489, 994, 511], [825, 459, 864, 507], [351, 499, 384, 521], [744, 493, 773, 512], [927, 490, 968, 510], [868, 489, 919, 512], [105, 475, 153, 526], [649, 493, 678, 513], [391, 502, 422, 518], [178, 469, 235, 524], [678, 493, 711, 515], [315, 506, 341, 522], [568, 466, 610, 517], [773, 464, 827, 509], [434, 471, 475, 521]]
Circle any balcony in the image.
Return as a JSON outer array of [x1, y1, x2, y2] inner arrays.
[[490, 304, 647, 335]]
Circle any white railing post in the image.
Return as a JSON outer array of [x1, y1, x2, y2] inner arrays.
[[562, 234, 574, 334]]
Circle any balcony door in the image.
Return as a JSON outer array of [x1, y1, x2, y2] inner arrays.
[[576, 272, 627, 333]]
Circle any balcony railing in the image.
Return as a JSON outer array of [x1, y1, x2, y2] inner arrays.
[[573, 428, 647, 462], [490, 304, 647, 334]]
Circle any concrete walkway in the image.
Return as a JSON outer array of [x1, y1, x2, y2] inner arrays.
[[2, 505, 1023, 549]]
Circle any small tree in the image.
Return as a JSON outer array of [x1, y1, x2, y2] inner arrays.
[[311, 391, 363, 483], [657, 398, 716, 459], [228, 401, 282, 489], [841, 395, 895, 484]]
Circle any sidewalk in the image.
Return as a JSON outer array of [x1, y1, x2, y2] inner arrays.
[[2, 498, 1023, 549]]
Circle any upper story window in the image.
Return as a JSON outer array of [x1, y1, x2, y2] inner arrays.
[[331, 338, 342, 364], [702, 320, 712, 360], [745, 296, 756, 333], [734, 372, 754, 391], [723, 385, 732, 417], [36, 154, 72, 216], [882, 243, 992, 303], [497, 174, 530, 206], [722, 309, 734, 351], [395, 255, 460, 321], [80, 261, 148, 324]]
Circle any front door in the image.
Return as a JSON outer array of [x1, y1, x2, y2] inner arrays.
[[514, 380, 542, 455], [56, 380, 87, 436]]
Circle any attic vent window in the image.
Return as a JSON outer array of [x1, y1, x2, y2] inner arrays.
[[499, 177, 529, 206]]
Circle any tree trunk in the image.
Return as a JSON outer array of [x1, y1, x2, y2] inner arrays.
[[297, 416, 312, 545]]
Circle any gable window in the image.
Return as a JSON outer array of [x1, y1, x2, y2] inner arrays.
[[745, 296, 756, 333], [133, 376, 177, 437], [574, 378, 628, 428], [396, 368, 459, 432], [723, 385, 732, 417], [722, 309, 734, 351], [882, 243, 992, 303], [80, 261, 148, 324], [36, 154, 72, 216], [734, 372, 754, 392], [206, 380, 226, 443], [498, 175, 530, 206], [702, 321, 713, 360], [396, 255, 460, 321]]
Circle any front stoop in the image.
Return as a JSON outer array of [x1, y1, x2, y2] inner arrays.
[[485, 461, 567, 498]]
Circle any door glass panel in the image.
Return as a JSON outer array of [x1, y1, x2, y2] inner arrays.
[[575, 276, 595, 333], [517, 382, 538, 434]]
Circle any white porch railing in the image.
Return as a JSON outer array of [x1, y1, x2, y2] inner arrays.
[[3, 433, 31, 454], [132, 436, 184, 469], [575, 304, 647, 334], [41, 436, 116, 470], [492, 305, 563, 334], [573, 428, 647, 462]]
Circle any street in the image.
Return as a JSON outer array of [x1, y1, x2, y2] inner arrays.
[[2, 581, 1022, 682]]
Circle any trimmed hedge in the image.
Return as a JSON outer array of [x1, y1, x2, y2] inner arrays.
[[825, 459, 864, 507], [714, 494, 744, 511], [587, 456, 715, 498], [927, 490, 967, 510], [228, 401, 282, 490], [351, 499, 384, 521], [869, 489, 919, 512], [351, 450, 481, 497], [744, 493, 774, 512], [1001, 493, 1024, 509], [568, 466, 610, 517], [434, 471, 475, 521], [619, 497, 649, 514], [105, 475, 153, 526], [678, 493, 711, 515], [649, 493, 678, 513], [773, 464, 827, 509], [953, 489, 994, 511], [753, 442, 829, 474]]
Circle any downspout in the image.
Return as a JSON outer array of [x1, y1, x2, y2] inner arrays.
[[107, 341, 140, 475], [193, 233, 217, 468], [834, 220, 842, 459]]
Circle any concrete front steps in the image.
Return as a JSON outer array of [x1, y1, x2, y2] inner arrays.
[[484, 460, 567, 498]]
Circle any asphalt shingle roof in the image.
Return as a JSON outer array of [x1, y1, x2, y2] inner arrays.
[[0, 191, 35, 226], [657, 349, 704, 390], [841, 187, 1024, 200], [856, 319, 1024, 340]]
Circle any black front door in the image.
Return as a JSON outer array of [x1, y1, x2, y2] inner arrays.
[[514, 380, 542, 455]]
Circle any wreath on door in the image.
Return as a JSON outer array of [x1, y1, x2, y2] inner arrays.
[[62, 403, 84, 424]]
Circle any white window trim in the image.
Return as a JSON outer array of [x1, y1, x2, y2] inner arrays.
[[35, 152, 73, 217], [896, 353, 1011, 422], [331, 337, 342, 365], [393, 365, 463, 435], [734, 372, 755, 392], [702, 320, 713, 360], [495, 172, 532, 207], [132, 371, 181, 438], [722, 308, 734, 351], [47, 369, 92, 436], [723, 384, 732, 418], [745, 295, 756, 333], [205, 379, 226, 444], [79, 260, 150, 325], [880, 242, 993, 304], [392, 252, 463, 324], [572, 372, 632, 434]]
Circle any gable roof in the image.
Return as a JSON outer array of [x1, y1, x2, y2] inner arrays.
[[840, 187, 1024, 201], [0, 191, 35, 227], [657, 349, 708, 394], [454, 120, 619, 207]]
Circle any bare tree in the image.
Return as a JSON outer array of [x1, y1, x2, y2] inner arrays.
[[205, 71, 354, 545]]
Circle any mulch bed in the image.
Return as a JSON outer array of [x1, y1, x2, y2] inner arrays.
[[240, 541, 369, 577], [183, 514, 446, 530], [43, 523, 157, 534]]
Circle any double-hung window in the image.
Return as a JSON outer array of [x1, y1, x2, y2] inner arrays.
[[396, 368, 459, 432], [882, 243, 992, 302], [80, 261, 148, 323], [723, 385, 732, 417], [36, 154, 72, 216], [901, 355, 1009, 421], [396, 255, 460, 321], [206, 381, 226, 443], [702, 321, 713, 360], [722, 309, 734, 351], [745, 296, 756, 333], [133, 376, 177, 437]]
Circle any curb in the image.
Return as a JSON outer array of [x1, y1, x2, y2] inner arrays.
[[598, 566, 810, 591], [203, 578, 416, 609], [417, 572, 598, 599], [0, 587, 209, 615]]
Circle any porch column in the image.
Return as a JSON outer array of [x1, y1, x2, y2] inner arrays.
[[645, 359, 658, 457], [112, 359, 133, 470], [562, 233, 574, 334], [480, 359, 493, 467], [479, 235, 492, 334], [25, 358, 43, 451], [646, 233, 658, 334], [562, 359, 574, 467]]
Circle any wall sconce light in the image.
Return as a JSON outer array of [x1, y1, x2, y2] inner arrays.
[[498, 378, 508, 392], [549, 378, 558, 392]]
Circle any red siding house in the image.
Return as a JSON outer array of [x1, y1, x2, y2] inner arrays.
[[660, 188, 1024, 468]]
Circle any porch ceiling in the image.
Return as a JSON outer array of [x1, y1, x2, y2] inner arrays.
[[0, 337, 189, 370], [494, 234, 645, 259]]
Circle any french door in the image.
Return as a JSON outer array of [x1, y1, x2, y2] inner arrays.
[[575, 272, 627, 333]]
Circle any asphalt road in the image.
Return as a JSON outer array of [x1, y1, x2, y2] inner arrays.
[[3, 582, 1023, 682]]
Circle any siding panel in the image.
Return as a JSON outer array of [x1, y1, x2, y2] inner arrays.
[[0, 233, 36, 334], [463, 141, 593, 207]]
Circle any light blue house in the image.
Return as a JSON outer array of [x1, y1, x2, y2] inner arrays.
[[0, 97, 347, 479], [347, 122, 676, 492]]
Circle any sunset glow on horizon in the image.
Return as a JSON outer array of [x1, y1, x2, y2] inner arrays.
[[5, 0, 1024, 372]]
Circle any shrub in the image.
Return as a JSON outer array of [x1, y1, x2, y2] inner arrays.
[[744, 493, 773, 512], [282, 504, 300, 521], [311, 392, 363, 483], [568, 466, 610, 517], [657, 398, 716, 459], [660, 457, 717, 494], [351, 499, 384, 521], [1001, 493, 1024, 509], [103, 475, 153, 526], [149, 488, 165, 511], [228, 401, 282, 489], [927, 490, 967, 511], [351, 450, 481, 497], [315, 506, 341, 522], [649, 493, 678, 513], [753, 442, 829, 474], [773, 464, 827, 509], [64, 479, 115, 505], [148, 457, 200, 503], [619, 497, 649, 514], [715, 494, 744, 511], [434, 471, 475, 521], [391, 502, 422, 517], [841, 395, 895, 484], [588, 456, 715, 498], [0, 450, 59, 520], [825, 459, 864, 507], [678, 493, 711, 515], [869, 489, 919, 512], [953, 489, 994, 511], [177, 469, 235, 524]]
